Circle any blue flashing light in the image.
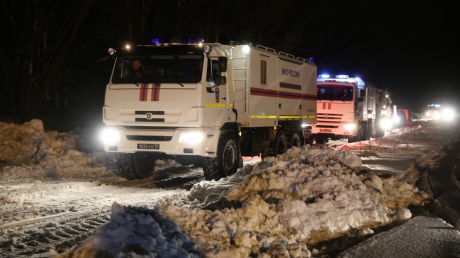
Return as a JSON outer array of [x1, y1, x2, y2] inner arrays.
[[336, 75, 349, 79], [320, 74, 330, 78], [309, 57, 314, 63], [151, 38, 167, 44], [181, 38, 204, 44]]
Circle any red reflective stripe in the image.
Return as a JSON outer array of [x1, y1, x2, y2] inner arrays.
[[151, 83, 161, 101], [139, 83, 149, 101]]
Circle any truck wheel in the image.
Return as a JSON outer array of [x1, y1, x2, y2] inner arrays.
[[366, 122, 372, 140], [274, 131, 288, 155], [202, 131, 239, 181], [291, 132, 304, 148], [357, 122, 366, 141], [116, 153, 156, 180]]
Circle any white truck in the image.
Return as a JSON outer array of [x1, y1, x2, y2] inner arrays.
[[312, 74, 376, 143], [101, 40, 317, 181]]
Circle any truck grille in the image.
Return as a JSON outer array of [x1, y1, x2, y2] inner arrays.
[[316, 113, 344, 129], [119, 109, 181, 124], [126, 135, 172, 141], [317, 113, 343, 119]]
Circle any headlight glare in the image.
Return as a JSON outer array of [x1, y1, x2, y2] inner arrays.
[[442, 108, 455, 121], [101, 128, 120, 144], [179, 132, 203, 144], [379, 117, 393, 130], [343, 123, 355, 131]]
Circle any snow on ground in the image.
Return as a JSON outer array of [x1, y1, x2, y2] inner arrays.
[[0, 120, 450, 257], [0, 120, 115, 182]]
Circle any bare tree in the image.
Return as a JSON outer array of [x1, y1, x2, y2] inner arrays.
[[0, 0, 97, 122]]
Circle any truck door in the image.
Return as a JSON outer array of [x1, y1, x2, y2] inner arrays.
[[205, 58, 227, 108]]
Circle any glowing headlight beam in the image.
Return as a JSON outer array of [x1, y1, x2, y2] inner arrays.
[[101, 128, 120, 144], [179, 132, 203, 144], [343, 123, 355, 131]]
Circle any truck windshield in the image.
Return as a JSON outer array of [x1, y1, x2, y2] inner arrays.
[[317, 85, 354, 101], [111, 54, 203, 84]]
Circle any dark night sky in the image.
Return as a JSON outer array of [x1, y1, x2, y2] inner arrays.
[[3, 0, 459, 128], [305, 1, 460, 113]]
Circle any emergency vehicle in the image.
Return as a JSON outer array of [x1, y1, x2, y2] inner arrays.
[[101, 39, 317, 181], [312, 74, 376, 143]]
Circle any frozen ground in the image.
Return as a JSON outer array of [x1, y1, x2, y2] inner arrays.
[[0, 119, 458, 257]]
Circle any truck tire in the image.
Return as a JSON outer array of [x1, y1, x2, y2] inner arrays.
[[202, 131, 239, 181], [291, 132, 304, 148], [357, 122, 366, 141], [366, 121, 372, 140], [274, 131, 288, 155], [116, 153, 156, 180]]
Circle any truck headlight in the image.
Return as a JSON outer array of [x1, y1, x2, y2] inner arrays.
[[101, 128, 120, 144], [379, 117, 392, 130], [343, 123, 355, 131], [442, 108, 455, 121], [179, 132, 203, 144]]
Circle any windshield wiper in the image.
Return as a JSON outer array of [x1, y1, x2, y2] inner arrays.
[[178, 82, 184, 87]]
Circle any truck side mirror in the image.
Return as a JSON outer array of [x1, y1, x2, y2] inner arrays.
[[218, 57, 227, 72]]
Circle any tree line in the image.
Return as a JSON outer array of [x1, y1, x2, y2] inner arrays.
[[0, 0, 348, 130]]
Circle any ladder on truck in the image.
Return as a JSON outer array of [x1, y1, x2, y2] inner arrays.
[[231, 48, 248, 117]]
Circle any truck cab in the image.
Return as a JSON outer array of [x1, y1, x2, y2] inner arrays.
[[313, 74, 376, 143]]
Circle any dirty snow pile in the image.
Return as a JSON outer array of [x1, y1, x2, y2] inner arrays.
[[59, 146, 425, 257], [0, 120, 114, 181]]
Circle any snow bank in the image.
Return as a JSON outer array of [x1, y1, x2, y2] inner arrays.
[[53, 202, 201, 258], [0, 120, 114, 181], [62, 145, 426, 257]]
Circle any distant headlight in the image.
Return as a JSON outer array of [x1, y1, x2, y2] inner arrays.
[[379, 117, 392, 130], [343, 123, 356, 131], [442, 108, 455, 121], [392, 115, 400, 124], [101, 128, 120, 144], [179, 132, 203, 144]]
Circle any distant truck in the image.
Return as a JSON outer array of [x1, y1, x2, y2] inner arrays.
[[101, 39, 317, 181], [312, 74, 376, 143], [424, 104, 456, 122]]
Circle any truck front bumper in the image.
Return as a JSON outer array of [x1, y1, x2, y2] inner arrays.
[[312, 122, 357, 137], [101, 126, 220, 157]]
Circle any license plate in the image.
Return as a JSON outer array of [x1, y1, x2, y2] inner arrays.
[[137, 144, 159, 150], [319, 129, 332, 132]]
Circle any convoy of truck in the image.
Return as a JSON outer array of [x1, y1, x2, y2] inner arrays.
[[100, 39, 401, 181]]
